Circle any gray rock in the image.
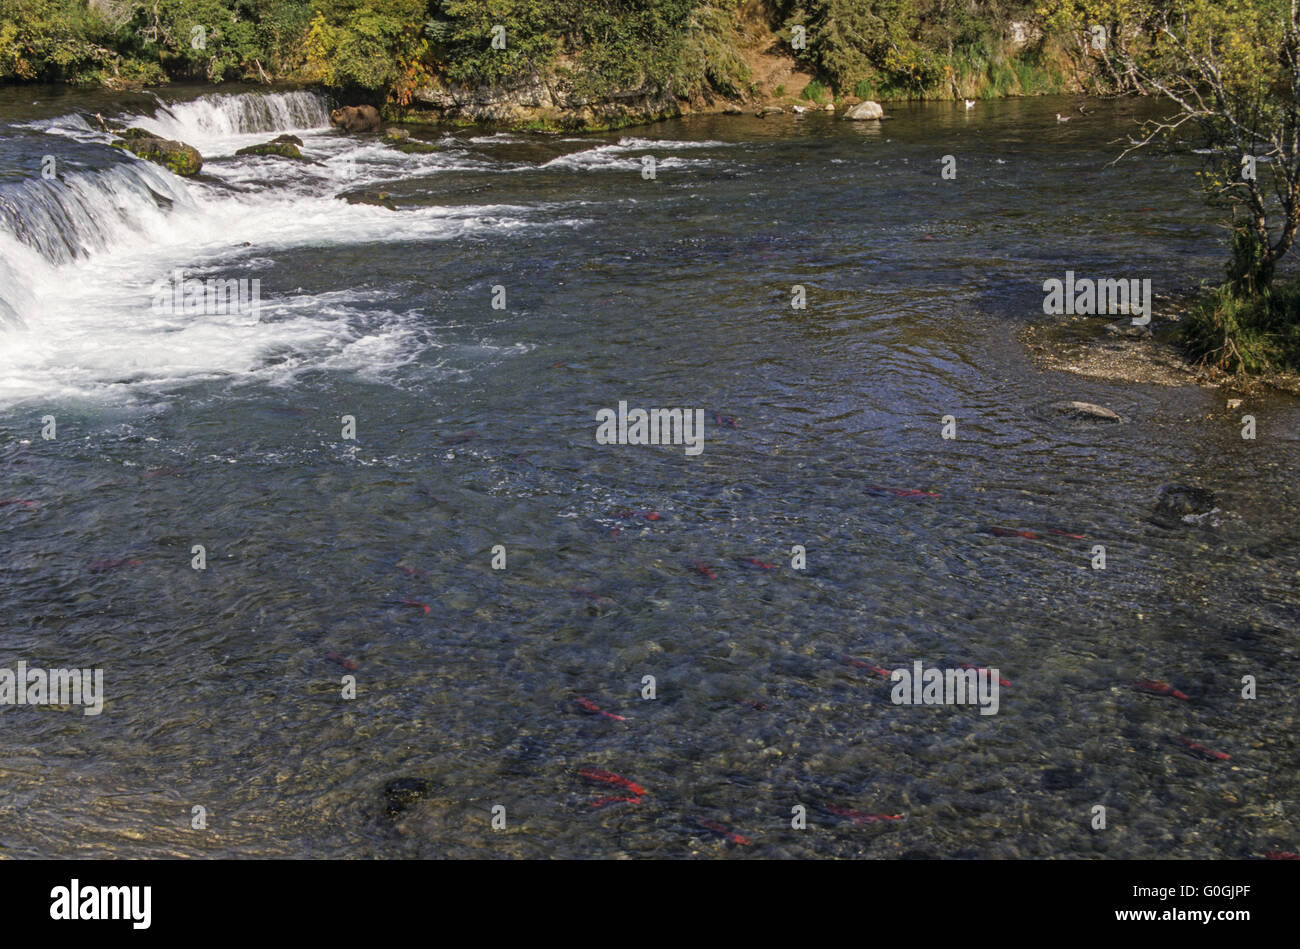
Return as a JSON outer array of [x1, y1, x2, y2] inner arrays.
[[844, 100, 885, 120], [1046, 400, 1123, 422]]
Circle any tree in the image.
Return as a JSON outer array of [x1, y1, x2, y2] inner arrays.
[[1052, 0, 1300, 294]]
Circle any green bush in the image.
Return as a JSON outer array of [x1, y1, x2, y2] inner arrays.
[[1183, 279, 1300, 373]]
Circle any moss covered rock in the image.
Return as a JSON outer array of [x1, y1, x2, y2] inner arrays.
[[112, 135, 203, 176], [236, 135, 305, 160]]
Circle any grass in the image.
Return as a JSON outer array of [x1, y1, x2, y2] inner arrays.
[[1182, 279, 1300, 373], [800, 79, 828, 103]]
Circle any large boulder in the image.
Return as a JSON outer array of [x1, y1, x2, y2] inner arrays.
[[111, 133, 203, 176], [330, 105, 381, 133], [236, 134, 305, 159], [844, 100, 885, 120]]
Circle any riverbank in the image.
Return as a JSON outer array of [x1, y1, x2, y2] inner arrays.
[[3, 2, 1088, 133], [1020, 287, 1300, 399]]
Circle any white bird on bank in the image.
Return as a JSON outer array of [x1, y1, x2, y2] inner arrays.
[[792, 104, 811, 113], [1056, 112, 1071, 122], [964, 99, 975, 110]]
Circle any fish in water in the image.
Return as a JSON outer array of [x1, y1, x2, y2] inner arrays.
[[1263, 851, 1300, 860], [401, 599, 430, 615], [324, 650, 359, 671], [396, 565, 429, 578], [1133, 679, 1190, 701], [867, 484, 939, 499], [988, 527, 1041, 539], [142, 466, 182, 480], [739, 557, 778, 570], [609, 508, 662, 521], [736, 698, 769, 711], [87, 558, 142, 573], [590, 795, 641, 808], [1171, 736, 1230, 761], [1046, 528, 1086, 539], [0, 499, 38, 509], [577, 768, 646, 797], [698, 818, 751, 845], [826, 804, 906, 825], [576, 696, 627, 722], [959, 664, 1011, 688], [441, 430, 477, 445], [840, 655, 892, 679], [689, 561, 718, 579], [712, 413, 738, 429]]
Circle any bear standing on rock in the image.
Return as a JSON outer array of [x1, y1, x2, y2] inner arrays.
[[330, 105, 381, 133]]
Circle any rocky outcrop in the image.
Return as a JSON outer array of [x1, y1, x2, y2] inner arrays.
[[110, 130, 203, 176], [236, 134, 305, 159], [330, 105, 381, 133], [844, 100, 885, 120], [406, 75, 680, 131]]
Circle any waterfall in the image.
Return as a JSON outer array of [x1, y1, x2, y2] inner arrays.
[[130, 90, 332, 148]]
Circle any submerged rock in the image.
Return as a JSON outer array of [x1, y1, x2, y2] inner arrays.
[[383, 128, 411, 143], [111, 134, 203, 176], [1153, 484, 1218, 525], [1045, 400, 1123, 423], [384, 777, 431, 818], [844, 100, 885, 120]]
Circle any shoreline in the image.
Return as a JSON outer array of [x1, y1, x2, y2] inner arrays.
[[1019, 288, 1300, 399]]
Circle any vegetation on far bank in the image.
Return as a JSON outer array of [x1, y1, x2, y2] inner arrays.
[[1, 0, 1083, 103]]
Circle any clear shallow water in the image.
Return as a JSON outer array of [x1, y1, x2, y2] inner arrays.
[[0, 85, 1297, 858]]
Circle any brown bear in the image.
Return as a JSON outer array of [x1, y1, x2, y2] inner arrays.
[[330, 105, 381, 133]]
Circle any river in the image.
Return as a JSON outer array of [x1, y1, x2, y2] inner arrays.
[[0, 84, 1296, 857]]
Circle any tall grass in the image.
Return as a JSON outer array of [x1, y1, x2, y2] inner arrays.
[[1183, 280, 1300, 373]]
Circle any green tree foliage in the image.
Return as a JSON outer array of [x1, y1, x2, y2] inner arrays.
[[0, 0, 111, 81], [302, 0, 430, 97], [1, 0, 1070, 102], [782, 0, 1041, 95]]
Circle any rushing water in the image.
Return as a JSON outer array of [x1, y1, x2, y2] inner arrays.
[[0, 84, 1296, 858]]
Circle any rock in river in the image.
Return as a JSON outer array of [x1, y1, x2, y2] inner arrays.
[[1153, 484, 1218, 525], [236, 134, 306, 159], [384, 777, 431, 818], [844, 100, 885, 120], [1046, 400, 1122, 423], [111, 133, 203, 177]]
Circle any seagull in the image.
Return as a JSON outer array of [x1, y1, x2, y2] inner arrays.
[[964, 99, 975, 110], [1056, 112, 1071, 123], [792, 104, 811, 114]]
